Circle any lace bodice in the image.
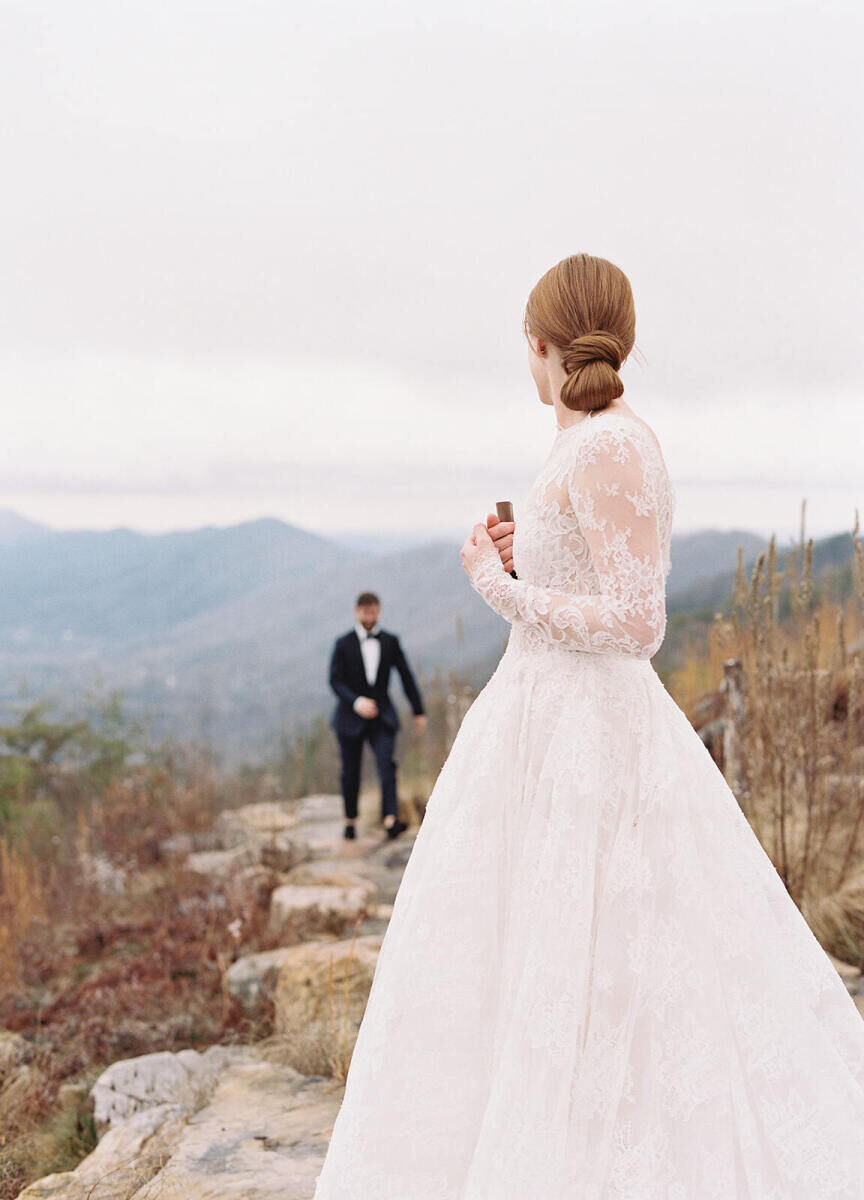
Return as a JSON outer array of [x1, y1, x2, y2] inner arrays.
[[467, 409, 676, 659], [315, 405, 864, 1200]]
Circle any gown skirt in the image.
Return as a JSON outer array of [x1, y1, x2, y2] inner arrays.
[[312, 623, 864, 1199]]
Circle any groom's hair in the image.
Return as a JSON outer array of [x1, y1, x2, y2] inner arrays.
[[356, 591, 380, 607]]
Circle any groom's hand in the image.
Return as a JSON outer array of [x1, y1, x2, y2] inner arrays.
[[353, 697, 379, 719], [413, 715, 427, 735], [486, 512, 515, 574]]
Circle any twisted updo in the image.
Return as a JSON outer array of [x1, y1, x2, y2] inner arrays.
[[523, 254, 636, 413]]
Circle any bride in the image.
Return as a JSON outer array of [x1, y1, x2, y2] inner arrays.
[[312, 254, 864, 1198]]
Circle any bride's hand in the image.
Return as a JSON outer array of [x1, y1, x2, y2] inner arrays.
[[485, 511, 515, 574], [460, 522, 498, 579]]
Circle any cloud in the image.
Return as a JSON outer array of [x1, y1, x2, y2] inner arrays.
[[0, 0, 860, 540]]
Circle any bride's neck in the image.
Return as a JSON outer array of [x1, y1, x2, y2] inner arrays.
[[553, 397, 631, 430]]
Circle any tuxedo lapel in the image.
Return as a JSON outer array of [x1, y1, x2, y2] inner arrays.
[[350, 630, 366, 684], [371, 632, 388, 690]]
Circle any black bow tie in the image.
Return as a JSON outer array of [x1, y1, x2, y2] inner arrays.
[[364, 631, 381, 640]]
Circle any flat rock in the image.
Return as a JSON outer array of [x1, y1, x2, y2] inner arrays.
[[291, 794, 344, 825], [291, 794, 354, 856], [130, 1058, 340, 1198], [18, 1103, 188, 1199], [291, 853, 409, 906], [92, 1044, 248, 1128], [215, 802, 302, 849], [19, 1048, 343, 1200], [186, 845, 260, 880], [269, 883, 377, 933], [281, 859, 381, 891]]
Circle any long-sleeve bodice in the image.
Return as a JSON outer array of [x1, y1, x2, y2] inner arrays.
[[467, 409, 676, 659]]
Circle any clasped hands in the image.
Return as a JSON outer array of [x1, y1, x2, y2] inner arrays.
[[352, 696, 426, 733], [460, 510, 515, 580]]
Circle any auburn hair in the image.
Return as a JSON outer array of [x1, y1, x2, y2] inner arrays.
[[523, 254, 636, 413]]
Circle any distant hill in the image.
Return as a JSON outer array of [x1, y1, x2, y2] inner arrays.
[[0, 510, 856, 764], [0, 508, 51, 544], [664, 529, 769, 596], [0, 517, 350, 640], [667, 529, 856, 615]]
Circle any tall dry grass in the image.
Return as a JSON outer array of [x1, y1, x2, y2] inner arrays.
[[709, 505, 864, 963], [0, 839, 48, 993]]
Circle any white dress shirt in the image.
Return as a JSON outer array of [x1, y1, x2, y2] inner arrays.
[[355, 620, 382, 688]]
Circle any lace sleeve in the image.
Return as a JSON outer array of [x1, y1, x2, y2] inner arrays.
[[466, 427, 667, 659]]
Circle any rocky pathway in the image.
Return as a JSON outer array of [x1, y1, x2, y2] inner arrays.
[[13, 793, 864, 1199], [17, 793, 415, 1200]]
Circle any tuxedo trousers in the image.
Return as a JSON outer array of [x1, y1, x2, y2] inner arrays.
[[337, 717, 399, 821]]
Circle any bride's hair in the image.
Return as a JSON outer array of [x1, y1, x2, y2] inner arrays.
[[523, 254, 636, 413]]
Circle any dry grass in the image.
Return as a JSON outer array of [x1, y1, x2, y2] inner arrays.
[[0, 759, 287, 1199], [324, 916, 364, 1082], [698, 505, 864, 964], [0, 838, 47, 992]]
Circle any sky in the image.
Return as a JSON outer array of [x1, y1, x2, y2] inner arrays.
[[1, 0, 861, 545]]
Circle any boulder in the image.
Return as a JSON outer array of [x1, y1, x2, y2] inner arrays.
[[185, 845, 259, 880], [269, 882, 376, 935], [18, 1104, 188, 1200], [215, 801, 302, 849], [91, 1044, 247, 1129], [226, 947, 304, 1011], [19, 1047, 343, 1200], [273, 934, 382, 1036], [225, 864, 279, 914], [206, 801, 313, 874], [129, 1056, 340, 1198], [260, 830, 312, 872], [291, 793, 354, 856]]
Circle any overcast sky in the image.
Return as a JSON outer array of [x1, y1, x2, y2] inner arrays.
[[1, 0, 861, 544]]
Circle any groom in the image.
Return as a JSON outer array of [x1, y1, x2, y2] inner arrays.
[[328, 591, 427, 841]]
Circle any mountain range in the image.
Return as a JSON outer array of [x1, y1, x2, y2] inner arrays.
[[0, 508, 852, 764]]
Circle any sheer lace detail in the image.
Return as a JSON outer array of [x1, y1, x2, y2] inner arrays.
[[313, 408, 864, 1200], [466, 412, 676, 659]]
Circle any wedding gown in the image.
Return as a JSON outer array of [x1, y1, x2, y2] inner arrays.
[[312, 408, 864, 1199]]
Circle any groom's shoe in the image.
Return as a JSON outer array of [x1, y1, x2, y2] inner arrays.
[[385, 817, 408, 839], [343, 823, 356, 840]]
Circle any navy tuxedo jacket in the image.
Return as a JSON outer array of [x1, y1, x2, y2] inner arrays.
[[329, 629, 425, 737]]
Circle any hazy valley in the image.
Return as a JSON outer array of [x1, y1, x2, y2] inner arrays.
[[0, 508, 854, 764]]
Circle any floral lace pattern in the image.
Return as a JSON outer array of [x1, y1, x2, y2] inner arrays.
[[465, 411, 675, 659], [312, 410, 864, 1199]]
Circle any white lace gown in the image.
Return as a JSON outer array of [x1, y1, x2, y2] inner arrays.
[[312, 409, 864, 1199]]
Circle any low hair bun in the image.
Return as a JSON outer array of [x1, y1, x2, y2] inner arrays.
[[559, 328, 625, 413], [560, 330, 625, 375], [523, 254, 636, 413]]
